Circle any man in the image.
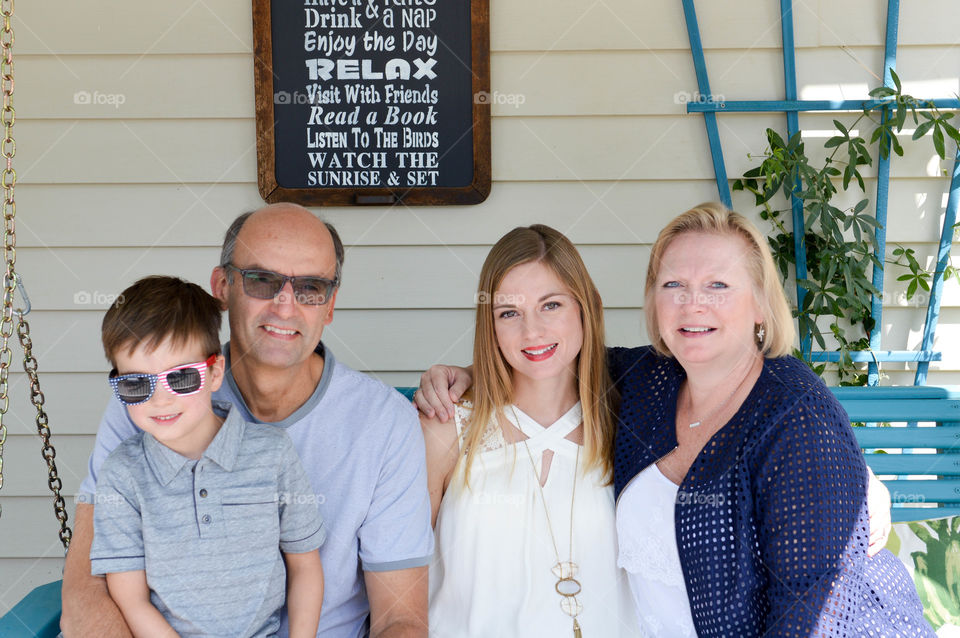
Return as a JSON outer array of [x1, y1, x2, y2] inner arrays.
[[62, 203, 433, 638]]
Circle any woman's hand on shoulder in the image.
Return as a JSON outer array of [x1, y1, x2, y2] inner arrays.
[[414, 365, 473, 422], [420, 410, 461, 528]]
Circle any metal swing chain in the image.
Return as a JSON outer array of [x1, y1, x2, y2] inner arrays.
[[0, 0, 72, 550]]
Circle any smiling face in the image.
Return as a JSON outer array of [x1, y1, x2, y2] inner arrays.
[[492, 261, 584, 386], [653, 231, 764, 368], [211, 206, 338, 373], [114, 336, 225, 459]]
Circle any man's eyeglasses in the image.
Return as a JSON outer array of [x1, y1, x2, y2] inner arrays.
[[109, 354, 217, 406], [223, 264, 338, 306]]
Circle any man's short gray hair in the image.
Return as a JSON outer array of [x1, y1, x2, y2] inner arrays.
[[219, 210, 344, 285]]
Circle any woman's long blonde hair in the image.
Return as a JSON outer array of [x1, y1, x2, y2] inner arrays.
[[460, 224, 617, 484]]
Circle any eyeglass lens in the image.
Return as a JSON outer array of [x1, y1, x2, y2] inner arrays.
[[114, 367, 203, 404], [240, 270, 332, 305]]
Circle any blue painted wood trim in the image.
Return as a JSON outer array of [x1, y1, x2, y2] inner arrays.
[[892, 507, 960, 523], [808, 350, 941, 363], [779, 0, 810, 357], [0, 580, 61, 638], [686, 98, 960, 113], [680, 0, 731, 207], [832, 385, 960, 400], [914, 148, 960, 385], [867, 0, 901, 385]]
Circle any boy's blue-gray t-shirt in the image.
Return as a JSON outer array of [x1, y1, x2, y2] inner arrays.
[[80, 343, 434, 638], [90, 404, 325, 637]]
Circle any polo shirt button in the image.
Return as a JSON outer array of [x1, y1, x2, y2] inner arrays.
[[201, 514, 211, 524], [199, 489, 208, 498]]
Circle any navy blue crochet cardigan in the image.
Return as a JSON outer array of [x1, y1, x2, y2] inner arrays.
[[609, 346, 932, 637]]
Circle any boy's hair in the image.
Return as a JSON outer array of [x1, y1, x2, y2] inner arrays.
[[102, 276, 223, 367]]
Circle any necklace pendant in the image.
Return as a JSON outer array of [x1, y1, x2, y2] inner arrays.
[[573, 618, 582, 638], [689, 420, 701, 428], [552, 561, 578, 579]]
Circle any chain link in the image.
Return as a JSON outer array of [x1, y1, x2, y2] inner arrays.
[[0, 0, 72, 549]]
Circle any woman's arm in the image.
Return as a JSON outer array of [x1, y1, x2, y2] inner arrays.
[[754, 398, 875, 636], [284, 550, 324, 638], [420, 412, 461, 527], [866, 467, 892, 556], [105, 571, 178, 638]]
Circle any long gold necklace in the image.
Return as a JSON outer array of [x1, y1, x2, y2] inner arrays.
[[513, 405, 583, 638]]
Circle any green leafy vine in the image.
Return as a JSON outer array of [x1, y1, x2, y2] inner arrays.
[[733, 71, 960, 385]]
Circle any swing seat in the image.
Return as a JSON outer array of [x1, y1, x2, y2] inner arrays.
[[0, 580, 60, 638]]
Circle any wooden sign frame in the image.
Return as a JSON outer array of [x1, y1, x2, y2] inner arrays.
[[252, 0, 490, 206]]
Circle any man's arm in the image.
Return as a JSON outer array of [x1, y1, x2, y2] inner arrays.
[[105, 571, 178, 638], [60, 503, 132, 638], [413, 365, 472, 422], [364, 566, 428, 638], [284, 550, 324, 638]]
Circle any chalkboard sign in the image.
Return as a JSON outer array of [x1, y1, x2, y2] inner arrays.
[[253, 0, 491, 206]]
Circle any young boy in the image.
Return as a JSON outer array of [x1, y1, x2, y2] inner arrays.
[[90, 276, 325, 638]]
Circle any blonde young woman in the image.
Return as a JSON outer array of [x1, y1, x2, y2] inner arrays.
[[421, 225, 642, 637]]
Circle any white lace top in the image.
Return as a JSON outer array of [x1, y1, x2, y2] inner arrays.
[[428, 401, 644, 637], [617, 463, 696, 637]]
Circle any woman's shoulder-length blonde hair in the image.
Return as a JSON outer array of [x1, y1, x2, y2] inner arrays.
[[462, 224, 617, 484], [644, 202, 795, 358]]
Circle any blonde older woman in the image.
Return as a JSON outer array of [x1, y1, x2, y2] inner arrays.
[[609, 202, 929, 636]]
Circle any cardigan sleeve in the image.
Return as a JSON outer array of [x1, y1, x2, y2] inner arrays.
[[752, 387, 871, 637]]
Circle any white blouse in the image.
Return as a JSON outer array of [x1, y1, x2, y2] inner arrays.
[[429, 401, 643, 637], [617, 463, 696, 637]]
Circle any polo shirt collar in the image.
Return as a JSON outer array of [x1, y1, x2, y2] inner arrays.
[[143, 401, 243, 486]]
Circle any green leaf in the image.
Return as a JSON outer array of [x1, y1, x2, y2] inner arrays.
[[933, 125, 946, 158], [913, 120, 936, 140], [825, 136, 845, 148], [890, 68, 902, 92], [891, 134, 904, 157]]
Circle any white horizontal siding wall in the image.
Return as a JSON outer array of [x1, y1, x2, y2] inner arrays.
[[2, 0, 958, 615]]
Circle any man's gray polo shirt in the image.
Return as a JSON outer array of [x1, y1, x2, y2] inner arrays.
[[90, 404, 325, 638]]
